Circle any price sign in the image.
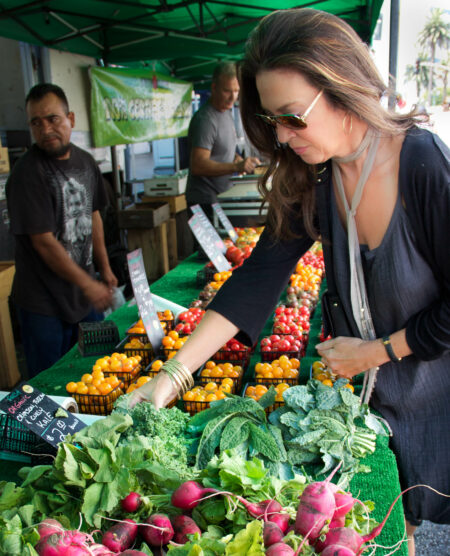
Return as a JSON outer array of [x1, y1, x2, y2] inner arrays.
[[212, 203, 238, 242], [0, 383, 86, 448], [190, 204, 227, 253], [188, 214, 231, 272], [127, 248, 165, 350]]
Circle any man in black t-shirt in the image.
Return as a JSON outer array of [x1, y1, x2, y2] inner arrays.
[[6, 83, 118, 377]]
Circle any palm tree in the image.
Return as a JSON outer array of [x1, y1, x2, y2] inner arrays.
[[405, 53, 429, 100], [417, 8, 450, 105]]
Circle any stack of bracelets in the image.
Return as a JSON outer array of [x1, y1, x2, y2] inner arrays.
[[161, 359, 194, 398]]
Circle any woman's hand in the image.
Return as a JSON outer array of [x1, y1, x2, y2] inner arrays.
[[315, 336, 387, 379], [128, 371, 177, 409]]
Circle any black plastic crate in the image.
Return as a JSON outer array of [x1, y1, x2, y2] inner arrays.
[[143, 357, 167, 378], [213, 347, 252, 363], [197, 361, 245, 393], [103, 363, 142, 389], [73, 385, 123, 415], [261, 348, 302, 362], [196, 265, 217, 287], [0, 414, 57, 464], [242, 383, 285, 414], [255, 374, 299, 387], [182, 382, 227, 416], [78, 321, 120, 357], [116, 337, 154, 366]]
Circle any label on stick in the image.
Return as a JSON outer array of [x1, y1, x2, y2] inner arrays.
[[0, 383, 86, 448], [212, 203, 238, 242], [188, 214, 231, 272], [127, 248, 165, 350], [190, 204, 227, 253]]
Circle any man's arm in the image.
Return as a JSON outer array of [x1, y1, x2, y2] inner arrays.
[[191, 147, 260, 177], [30, 231, 113, 311], [92, 210, 118, 289]]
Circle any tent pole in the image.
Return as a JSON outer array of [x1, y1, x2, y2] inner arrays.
[[388, 0, 399, 110], [110, 145, 122, 209]]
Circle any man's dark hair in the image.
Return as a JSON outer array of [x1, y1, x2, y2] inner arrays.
[[25, 83, 69, 114]]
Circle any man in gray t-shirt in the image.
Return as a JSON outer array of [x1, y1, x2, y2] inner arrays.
[[186, 62, 260, 220]]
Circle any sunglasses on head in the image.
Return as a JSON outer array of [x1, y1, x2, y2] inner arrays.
[[256, 90, 323, 130]]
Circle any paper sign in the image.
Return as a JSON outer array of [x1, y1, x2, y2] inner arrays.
[[190, 204, 227, 253], [0, 383, 86, 448], [127, 248, 165, 350], [212, 203, 238, 242], [188, 214, 231, 272]]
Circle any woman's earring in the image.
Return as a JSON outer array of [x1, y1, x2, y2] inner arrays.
[[342, 113, 353, 135]]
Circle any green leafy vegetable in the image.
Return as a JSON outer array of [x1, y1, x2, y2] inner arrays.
[[188, 394, 283, 471], [224, 519, 264, 555], [270, 379, 388, 479]]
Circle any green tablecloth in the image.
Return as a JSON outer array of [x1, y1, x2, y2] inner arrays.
[[24, 254, 407, 554]]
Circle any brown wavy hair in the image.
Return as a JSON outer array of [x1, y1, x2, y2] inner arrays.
[[239, 8, 421, 239]]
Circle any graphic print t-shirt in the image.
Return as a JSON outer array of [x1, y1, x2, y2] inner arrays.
[[6, 144, 107, 323]]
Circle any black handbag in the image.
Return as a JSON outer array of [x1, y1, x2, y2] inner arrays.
[[321, 289, 354, 338]]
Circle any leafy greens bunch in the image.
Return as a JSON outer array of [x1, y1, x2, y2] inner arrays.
[[0, 411, 194, 541], [193, 449, 306, 532], [186, 389, 293, 477], [269, 379, 388, 479], [118, 402, 193, 475]]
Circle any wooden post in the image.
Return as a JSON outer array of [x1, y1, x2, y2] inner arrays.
[[167, 217, 178, 269], [0, 262, 21, 389], [126, 223, 169, 281]]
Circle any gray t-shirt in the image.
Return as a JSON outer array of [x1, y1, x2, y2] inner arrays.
[[6, 143, 106, 323], [185, 102, 237, 204]]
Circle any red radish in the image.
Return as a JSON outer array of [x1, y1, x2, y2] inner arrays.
[[171, 481, 218, 510], [333, 492, 356, 518], [265, 542, 295, 556], [320, 545, 356, 556], [141, 514, 174, 546], [89, 545, 115, 555], [268, 512, 290, 534], [329, 515, 346, 529], [295, 464, 341, 540], [171, 515, 201, 544], [171, 481, 286, 524], [263, 522, 284, 547], [37, 518, 64, 540], [102, 519, 138, 553], [121, 492, 142, 513], [253, 499, 283, 519], [316, 484, 445, 555]]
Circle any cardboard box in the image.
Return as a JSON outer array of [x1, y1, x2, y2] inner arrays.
[[141, 194, 187, 214], [0, 140, 10, 175], [118, 201, 170, 229], [144, 173, 187, 196]]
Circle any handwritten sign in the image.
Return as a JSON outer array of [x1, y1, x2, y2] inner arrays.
[[188, 214, 231, 272], [190, 204, 227, 253], [127, 248, 165, 350], [0, 383, 86, 448], [212, 203, 238, 242]]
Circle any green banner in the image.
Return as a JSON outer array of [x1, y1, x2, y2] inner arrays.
[[89, 66, 193, 147]]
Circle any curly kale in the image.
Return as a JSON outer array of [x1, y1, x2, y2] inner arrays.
[[117, 403, 194, 478], [124, 403, 190, 439]]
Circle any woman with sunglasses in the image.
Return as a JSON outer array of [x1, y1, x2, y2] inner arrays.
[[130, 9, 449, 551]]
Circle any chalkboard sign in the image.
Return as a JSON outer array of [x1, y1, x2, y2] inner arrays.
[[212, 203, 238, 242], [189, 214, 231, 272], [190, 204, 227, 253], [0, 383, 86, 448], [127, 248, 165, 350]]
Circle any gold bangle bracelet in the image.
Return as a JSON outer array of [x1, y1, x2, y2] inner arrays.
[[166, 359, 193, 390], [162, 365, 184, 398], [162, 360, 193, 397]]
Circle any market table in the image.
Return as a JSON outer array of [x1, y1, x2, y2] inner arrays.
[[15, 254, 407, 555]]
